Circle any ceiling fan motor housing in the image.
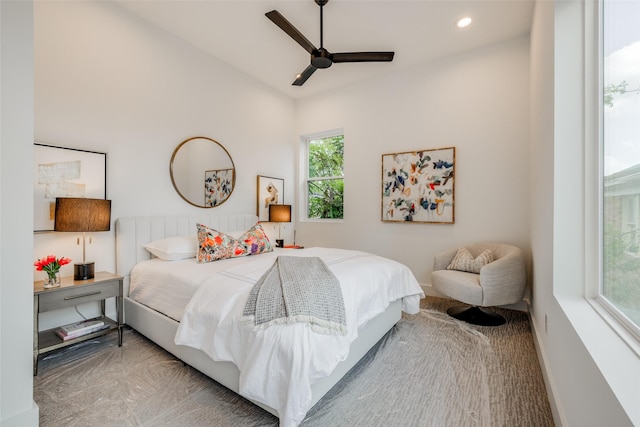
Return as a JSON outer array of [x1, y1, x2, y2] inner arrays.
[[311, 49, 333, 69]]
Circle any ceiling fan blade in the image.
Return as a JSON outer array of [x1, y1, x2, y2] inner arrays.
[[266, 10, 317, 55], [331, 52, 395, 63], [292, 64, 317, 86]]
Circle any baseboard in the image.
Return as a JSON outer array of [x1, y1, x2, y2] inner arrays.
[[0, 401, 39, 427], [528, 311, 567, 427]]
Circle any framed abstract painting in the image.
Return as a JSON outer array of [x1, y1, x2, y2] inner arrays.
[[34, 143, 107, 232], [381, 147, 455, 224]]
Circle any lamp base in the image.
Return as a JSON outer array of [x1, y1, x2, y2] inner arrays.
[[74, 262, 95, 280], [275, 239, 284, 248]]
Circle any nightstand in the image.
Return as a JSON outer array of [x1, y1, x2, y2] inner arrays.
[[33, 271, 123, 375]]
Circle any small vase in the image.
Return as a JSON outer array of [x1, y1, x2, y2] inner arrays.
[[44, 272, 61, 289]]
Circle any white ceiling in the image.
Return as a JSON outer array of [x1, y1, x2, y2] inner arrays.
[[115, 0, 534, 100]]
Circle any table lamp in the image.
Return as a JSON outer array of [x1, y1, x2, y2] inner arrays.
[[54, 197, 111, 280], [269, 204, 291, 248]]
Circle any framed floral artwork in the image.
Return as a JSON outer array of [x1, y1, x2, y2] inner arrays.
[[204, 168, 234, 207], [381, 147, 455, 223], [34, 143, 107, 232], [256, 175, 284, 221]]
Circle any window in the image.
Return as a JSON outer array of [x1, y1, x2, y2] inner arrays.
[[601, 0, 640, 333], [303, 132, 344, 220]]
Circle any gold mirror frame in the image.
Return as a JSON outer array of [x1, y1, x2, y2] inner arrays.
[[170, 136, 236, 208]]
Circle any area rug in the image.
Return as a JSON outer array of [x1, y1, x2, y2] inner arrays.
[[34, 303, 553, 426], [303, 310, 506, 426]]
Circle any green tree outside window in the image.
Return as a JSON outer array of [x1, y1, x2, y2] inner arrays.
[[307, 135, 344, 219]]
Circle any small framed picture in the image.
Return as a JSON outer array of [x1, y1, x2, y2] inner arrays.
[[256, 175, 284, 221]]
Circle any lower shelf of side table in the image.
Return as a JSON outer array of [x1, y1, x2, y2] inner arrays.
[[37, 316, 120, 355]]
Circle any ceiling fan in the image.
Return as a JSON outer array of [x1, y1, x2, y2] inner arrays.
[[266, 0, 395, 86]]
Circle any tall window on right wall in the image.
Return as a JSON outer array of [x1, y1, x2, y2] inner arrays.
[[304, 132, 344, 220], [601, 0, 640, 334]]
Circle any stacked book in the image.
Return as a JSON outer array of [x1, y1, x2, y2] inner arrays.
[[55, 319, 109, 341]]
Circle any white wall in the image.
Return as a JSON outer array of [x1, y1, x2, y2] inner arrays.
[[529, 0, 637, 425], [0, 2, 39, 426], [295, 36, 531, 287], [33, 1, 295, 329]]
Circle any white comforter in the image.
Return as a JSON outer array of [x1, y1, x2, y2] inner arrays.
[[173, 247, 424, 427]]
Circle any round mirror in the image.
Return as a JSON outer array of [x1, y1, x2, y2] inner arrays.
[[170, 136, 236, 208]]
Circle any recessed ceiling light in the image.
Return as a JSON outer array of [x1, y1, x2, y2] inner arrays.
[[456, 17, 472, 28]]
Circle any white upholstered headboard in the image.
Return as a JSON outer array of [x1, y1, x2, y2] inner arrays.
[[115, 214, 258, 294]]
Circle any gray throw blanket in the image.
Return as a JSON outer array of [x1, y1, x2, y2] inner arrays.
[[242, 256, 347, 335]]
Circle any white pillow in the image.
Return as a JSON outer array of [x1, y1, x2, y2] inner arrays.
[[144, 235, 198, 261]]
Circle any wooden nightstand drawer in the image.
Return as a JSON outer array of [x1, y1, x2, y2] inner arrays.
[[38, 281, 119, 311]]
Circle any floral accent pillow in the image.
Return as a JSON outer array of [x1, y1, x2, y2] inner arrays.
[[237, 223, 273, 255], [196, 223, 248, 263], [446, 247, 494, 274]]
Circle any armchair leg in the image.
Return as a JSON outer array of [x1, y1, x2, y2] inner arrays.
[[446, 305, 506, 326]]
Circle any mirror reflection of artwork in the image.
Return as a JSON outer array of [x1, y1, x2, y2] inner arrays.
[[34, 144, 106, 232], [256, 175, 285, 221], [204, 169, 234, 207]]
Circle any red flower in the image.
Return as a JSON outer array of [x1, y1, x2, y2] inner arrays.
[[34, 255, 71, 278]]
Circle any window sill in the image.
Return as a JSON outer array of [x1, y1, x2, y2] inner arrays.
[[301, 218, 344, 224], [587, 297, 640, 357], [556, 295, 640, 425]]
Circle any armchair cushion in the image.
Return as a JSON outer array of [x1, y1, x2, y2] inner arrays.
[[431, 269, 484, 306], [447, 247, 494, 274]]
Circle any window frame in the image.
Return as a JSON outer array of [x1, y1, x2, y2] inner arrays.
[[592, 0, 640, 345], [300, 129, 344, 223]]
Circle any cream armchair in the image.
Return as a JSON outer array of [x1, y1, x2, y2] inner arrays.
[[431, 242, 526, 326]]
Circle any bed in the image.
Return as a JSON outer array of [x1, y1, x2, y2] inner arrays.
[[115, 214, 424, 427]]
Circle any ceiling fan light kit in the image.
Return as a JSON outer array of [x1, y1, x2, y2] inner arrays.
[[266, 0, 395, 86]]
